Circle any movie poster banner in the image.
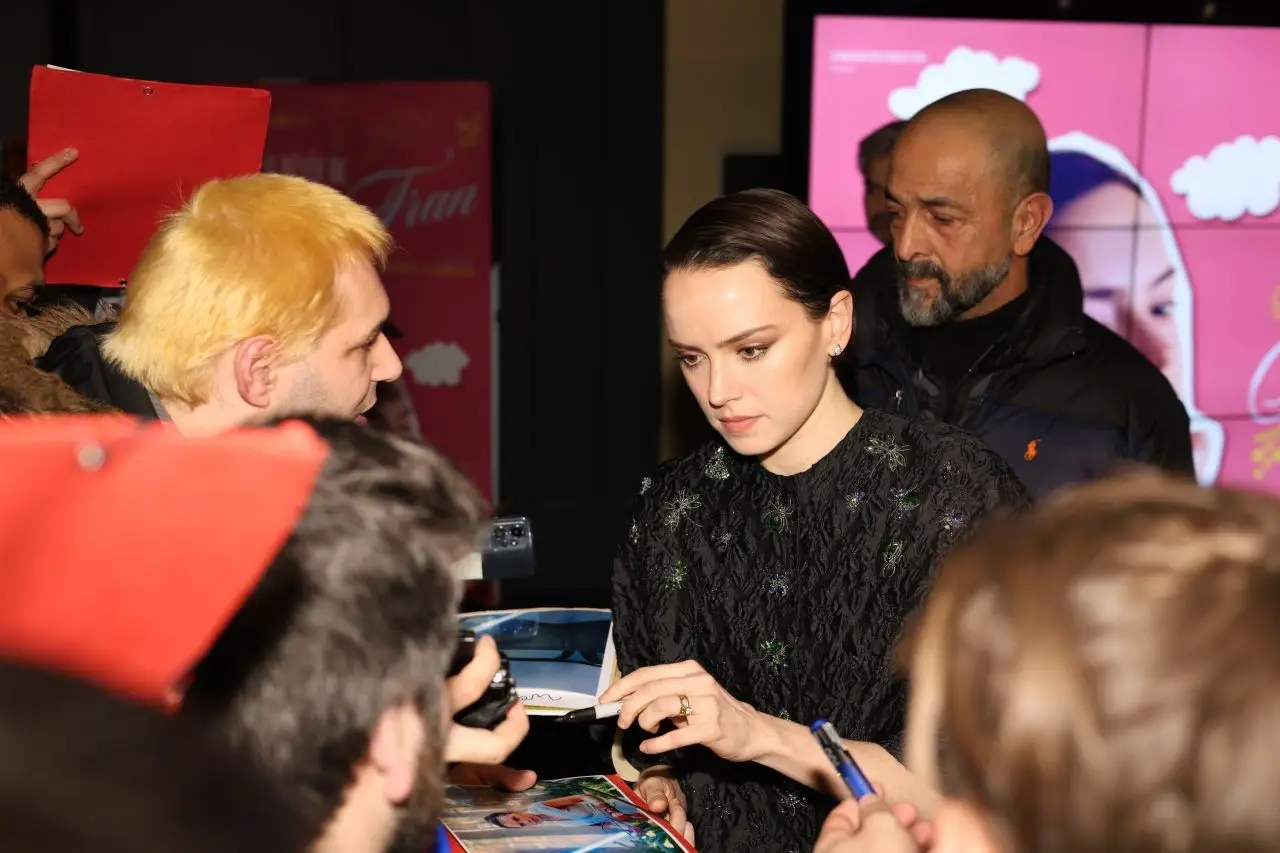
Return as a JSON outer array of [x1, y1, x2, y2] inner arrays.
[[263, 82, 493, 498]]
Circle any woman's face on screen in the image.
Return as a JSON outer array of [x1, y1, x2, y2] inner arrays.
[[1050, 181, 1184, 395]]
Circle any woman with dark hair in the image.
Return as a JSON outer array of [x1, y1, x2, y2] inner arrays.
[[600, 189, 1029, 852]]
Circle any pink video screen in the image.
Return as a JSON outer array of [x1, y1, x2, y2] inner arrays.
[[809, 16, 1280, 491]]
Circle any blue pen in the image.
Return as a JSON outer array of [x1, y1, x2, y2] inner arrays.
[[811, 718, 876, 800]]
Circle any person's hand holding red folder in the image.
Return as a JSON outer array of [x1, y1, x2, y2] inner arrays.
[[19, 146, 84, 255]]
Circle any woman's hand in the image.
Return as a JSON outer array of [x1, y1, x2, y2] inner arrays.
[[633, 767, 694, 845], [813, 795, 934, 853], [600, 660, 766, 763]]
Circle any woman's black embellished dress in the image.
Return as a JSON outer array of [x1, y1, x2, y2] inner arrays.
[[612, 408, 1029, 853]]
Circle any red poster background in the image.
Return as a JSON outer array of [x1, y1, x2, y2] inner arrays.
[[263, 83, 493, 499]]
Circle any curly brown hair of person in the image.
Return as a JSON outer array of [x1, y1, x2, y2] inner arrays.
[[0, 302, 117, 415]]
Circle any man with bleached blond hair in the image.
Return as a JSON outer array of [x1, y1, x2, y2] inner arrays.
[[39, 173, 403, 432]]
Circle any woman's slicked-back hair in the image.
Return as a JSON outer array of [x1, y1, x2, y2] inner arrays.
[[662, 189, 851, 320]]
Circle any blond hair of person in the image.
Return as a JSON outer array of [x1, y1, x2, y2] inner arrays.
[[103, 173, 390, 406]]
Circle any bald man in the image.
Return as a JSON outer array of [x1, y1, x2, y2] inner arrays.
[[843, 89, 1193, 498]]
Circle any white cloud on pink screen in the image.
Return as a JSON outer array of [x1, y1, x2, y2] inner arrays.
[[1170, 135, 1280, 222], [887, 46, 1041, 120]]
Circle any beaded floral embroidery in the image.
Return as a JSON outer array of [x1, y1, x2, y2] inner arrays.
[[882, 539, 905, 576], [942, 508, 968, 532], [662, 560, 688, 591], [891, 486, 920, 515], [662, 488, 702, 530], [760, 639, 789, 669], [763, 497, 795, 534], [866, 437, 909, 470], [704, 446, 731, 481]]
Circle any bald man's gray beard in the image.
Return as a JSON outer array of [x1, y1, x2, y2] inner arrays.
[[895, 254, 1012, 327]]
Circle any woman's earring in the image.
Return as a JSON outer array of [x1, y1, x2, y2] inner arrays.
[[831, 344, 843, 357]]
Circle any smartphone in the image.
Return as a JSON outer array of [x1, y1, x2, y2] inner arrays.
[[480, 516, 535, 579]]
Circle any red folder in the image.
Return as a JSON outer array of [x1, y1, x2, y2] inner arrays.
[[26, 66, 271, 287]]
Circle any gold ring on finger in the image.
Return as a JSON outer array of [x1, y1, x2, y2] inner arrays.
[[678, 694, 693, 716]]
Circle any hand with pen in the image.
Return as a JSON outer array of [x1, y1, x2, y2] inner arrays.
[[814, 794, 935, 853], [807, 721, 933, 852]]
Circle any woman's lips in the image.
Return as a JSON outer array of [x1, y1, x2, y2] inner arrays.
[[718, 416, 760, 435]]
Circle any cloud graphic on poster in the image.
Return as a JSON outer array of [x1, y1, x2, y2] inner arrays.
[[1170, 135, 1280, 222], [887, 47, 1040, 120], [405, 342, 470, 388]]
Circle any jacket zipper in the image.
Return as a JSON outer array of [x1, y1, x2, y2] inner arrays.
[[946, 341, 998, 425]]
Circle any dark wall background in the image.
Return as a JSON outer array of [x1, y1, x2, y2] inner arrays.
[[27, 0, 665, 608]]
